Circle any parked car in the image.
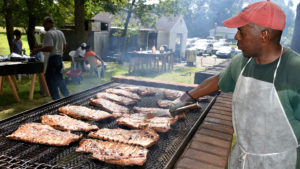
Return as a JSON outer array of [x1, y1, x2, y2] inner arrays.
[[233, 47, 242, 55], [216, 46, 233, 58], [205, 43, 213, 55]]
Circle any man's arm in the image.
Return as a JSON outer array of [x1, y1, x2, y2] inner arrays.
[[31, 46, 53, 55], [169, 75, 220, 113], [189, 75, 220, 99]]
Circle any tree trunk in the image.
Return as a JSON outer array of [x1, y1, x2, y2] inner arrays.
[[291, 3, 300, 53], [3, 0, 14, 53], [74, 0, 86, 46], [121, 0, 136, 55], [25, 0, 38, 51]]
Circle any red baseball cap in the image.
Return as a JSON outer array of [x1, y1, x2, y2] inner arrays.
[[222, 0, 286, 30]]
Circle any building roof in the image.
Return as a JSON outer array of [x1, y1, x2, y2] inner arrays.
[[91, 12, 183, 32], [155, 15, 182, 31]]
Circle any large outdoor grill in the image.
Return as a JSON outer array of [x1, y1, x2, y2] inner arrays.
[[0, 76, 218, 169]]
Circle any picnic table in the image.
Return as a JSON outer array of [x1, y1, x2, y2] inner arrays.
[[128, 50, 174, 73], [0, 61, 50, 102]]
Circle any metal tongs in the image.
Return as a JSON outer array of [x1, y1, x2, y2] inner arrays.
[[171, 102, 202, 117]]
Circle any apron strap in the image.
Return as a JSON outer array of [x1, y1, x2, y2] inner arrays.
[[241, 57, 252, 74], [272, 46, 283, 84]]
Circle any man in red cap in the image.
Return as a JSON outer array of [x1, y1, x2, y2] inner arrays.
[[169, 0, 300, 168]]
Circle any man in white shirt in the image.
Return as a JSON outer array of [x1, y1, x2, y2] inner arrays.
[[32, 16, 70, 100]]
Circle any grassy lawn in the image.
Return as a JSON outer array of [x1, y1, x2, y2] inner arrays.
[[0, 61, 203, 120]]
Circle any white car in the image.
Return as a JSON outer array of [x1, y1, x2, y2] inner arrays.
[[216, 46, 233, 58]]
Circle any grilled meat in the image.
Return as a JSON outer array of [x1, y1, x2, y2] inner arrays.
[[117, 86, 156, 96], [163, 90, 184, 100], [41, 114, 98, 132], [116, 113, 146, 129], [95, 92, 137, 106], [106, 88, 141, 100], [137, 87, 156, 96], [89, 98, 131, 117], [141, 116, 178, 132], [88, 128, 159, 148], [6, 123, 82, 146], [76, 139, 149, 166], [117, 113, 178, 133], [133, 106, 172, 117], [58, 104, 115, 121], [156, 100, 173, 108]]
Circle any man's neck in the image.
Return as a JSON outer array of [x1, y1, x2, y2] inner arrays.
[[253, 44, 283, 64]]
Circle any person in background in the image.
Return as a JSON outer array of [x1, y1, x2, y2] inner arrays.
[[11, 29, 23, 55], [169, 0, 300, 169], [32, 16, 70, 100], [84, 45, 104, 77], [75, 42, 87, 71]]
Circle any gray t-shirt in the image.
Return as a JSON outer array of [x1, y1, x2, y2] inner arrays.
[[42, 28, 66, 56]]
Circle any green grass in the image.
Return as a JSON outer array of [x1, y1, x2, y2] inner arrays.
[[0, 32, 30, 55]]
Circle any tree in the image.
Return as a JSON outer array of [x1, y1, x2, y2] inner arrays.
[[2, 0, 15, 52], [110, 0, 182, 54], [25, 0, 39, 50], [291, 3, 300, 53], [74, 0, 86, 44]]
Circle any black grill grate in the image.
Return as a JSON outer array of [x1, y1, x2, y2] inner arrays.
[[0, 155, 64, 169], [0, 81, 217, 169]]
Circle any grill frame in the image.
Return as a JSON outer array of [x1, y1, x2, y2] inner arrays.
[[0, 78, 218, 169]]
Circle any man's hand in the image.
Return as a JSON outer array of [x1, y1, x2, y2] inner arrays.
[[169, 91, 197, 113]]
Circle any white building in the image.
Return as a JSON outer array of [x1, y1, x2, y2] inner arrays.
[[89, 12, 188, 59]]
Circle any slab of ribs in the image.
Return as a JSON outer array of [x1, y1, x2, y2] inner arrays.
[[6, 123, 82, 146], [76, 139, 149, 166], [58, 104, 115, 121], [41, 114, 99, 132], [88, 128, 159, 148]]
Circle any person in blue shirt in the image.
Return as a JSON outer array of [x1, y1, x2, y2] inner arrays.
[[11, 29, 23, 55]]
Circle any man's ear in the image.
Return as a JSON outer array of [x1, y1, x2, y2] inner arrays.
[[260, 29, 271, 43]]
